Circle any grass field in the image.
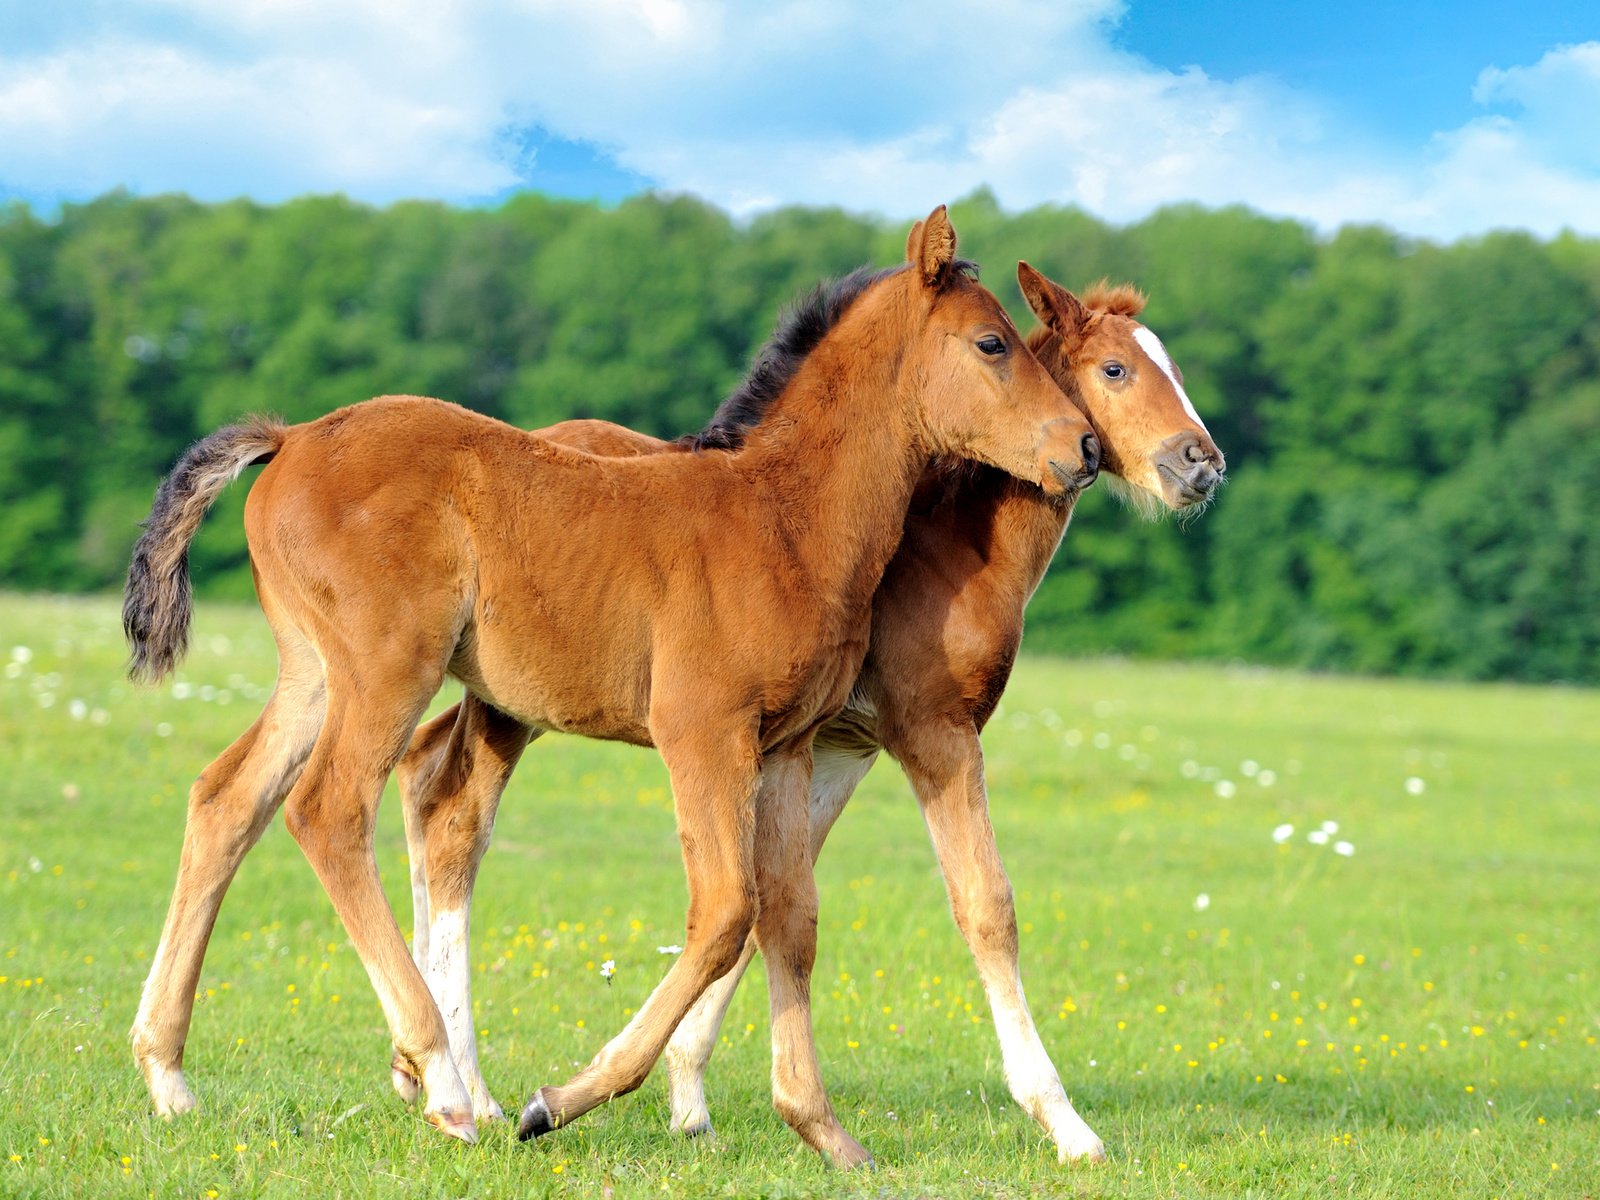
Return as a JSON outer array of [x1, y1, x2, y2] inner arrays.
[[2, 590, 1597, 1198]]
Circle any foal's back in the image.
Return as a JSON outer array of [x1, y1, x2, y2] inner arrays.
[[245, 395, 850, 746]]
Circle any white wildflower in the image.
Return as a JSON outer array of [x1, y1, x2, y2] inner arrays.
[[1272, 823, 1295, 844]]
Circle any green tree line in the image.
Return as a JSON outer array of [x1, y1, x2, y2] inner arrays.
[[2, 189, 1596, 682]]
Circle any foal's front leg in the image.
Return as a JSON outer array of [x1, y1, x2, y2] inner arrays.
[[517, 721, 763, 1140], [663, 744, 878, 1137], [752, 743, 871, 1167], [895, 719, 1105, 1164]]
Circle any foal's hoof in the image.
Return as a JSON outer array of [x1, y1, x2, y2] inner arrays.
[[145, 1064, 199, 1118], [670, 1112, 715, 1139], [425, 1108, 479, 1144], [794, 1116, 873, 1168], [823, 1133, 875, 1170], [1053, 1119, 1107, 1164], [1058, 1135, 1108, 1164], [516, 1090, 556, 1141], [390, 1054, 422, 1104]]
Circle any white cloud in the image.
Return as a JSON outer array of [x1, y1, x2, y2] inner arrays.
[[1400, 115, 1600, 240], [0, 3, 1597, 241], [1376, 42, 1600, 239], [0, 33, 517, 202], [1473, 41, 1600, 171]]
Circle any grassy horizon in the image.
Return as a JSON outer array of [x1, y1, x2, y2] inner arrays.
[[2, 590, 1596, 1198]]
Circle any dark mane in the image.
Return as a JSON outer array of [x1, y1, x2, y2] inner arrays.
[[680, 259, 979, 452]]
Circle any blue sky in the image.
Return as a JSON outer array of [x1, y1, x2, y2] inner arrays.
[[1, 1, 1596, 241]]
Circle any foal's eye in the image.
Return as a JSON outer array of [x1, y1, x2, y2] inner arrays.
[[1102, 361, 1126, 380], [977, 335, 1006, 357]]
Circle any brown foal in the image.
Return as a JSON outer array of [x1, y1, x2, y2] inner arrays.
[[122, 207, 1100, 1165], [395, 264, 1225, 1163]]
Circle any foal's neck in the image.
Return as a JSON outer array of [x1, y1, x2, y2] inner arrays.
[[985, 474, 1077, 604], [735, 327, 926, 613]]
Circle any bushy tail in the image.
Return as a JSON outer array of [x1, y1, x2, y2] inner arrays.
[[123, 416, 287, 685]]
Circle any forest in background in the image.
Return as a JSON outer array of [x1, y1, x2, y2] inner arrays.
[[1, 188, 1596, 683]]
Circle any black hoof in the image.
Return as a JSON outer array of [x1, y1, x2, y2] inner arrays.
[[516, 1091, 555, 1141]]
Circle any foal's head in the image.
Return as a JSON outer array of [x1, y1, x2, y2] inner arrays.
[[888, 208, 1100, 497], [1018, 263, 1225, 515]]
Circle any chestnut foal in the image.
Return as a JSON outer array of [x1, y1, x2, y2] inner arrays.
[[395, 264, 1224, 1163], [123, 207, 1099, 1165]]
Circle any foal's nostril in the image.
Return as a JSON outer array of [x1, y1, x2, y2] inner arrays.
[[1182, 438, 1210, 464], [1081, 433, 1102, 474]]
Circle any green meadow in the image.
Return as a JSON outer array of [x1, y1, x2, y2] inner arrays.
[[2, 591, 1596, 1198]]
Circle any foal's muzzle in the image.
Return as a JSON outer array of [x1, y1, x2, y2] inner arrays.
[[1154, 432, 1225, 508], [1047, 431, 1101, 495]]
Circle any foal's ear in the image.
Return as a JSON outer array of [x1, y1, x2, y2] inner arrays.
[[1018, 261, 1091, 357], [906, 205, 958, 288]]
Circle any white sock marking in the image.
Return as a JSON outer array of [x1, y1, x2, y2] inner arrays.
[[426, 906, 496, 1114]]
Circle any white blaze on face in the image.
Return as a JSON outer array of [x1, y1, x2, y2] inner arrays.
[[1132, 325, 1210, 436]]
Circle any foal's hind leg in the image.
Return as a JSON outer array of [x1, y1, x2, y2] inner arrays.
[[391, 696, 536, 1120], [131, 634, 325, 1116], [896, 719, 1105, 1164], [661, 939, 755, 1136], [398, 708, 458, 981], [390, 706, 454, 1105], [283, 659, 478, 1142]]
